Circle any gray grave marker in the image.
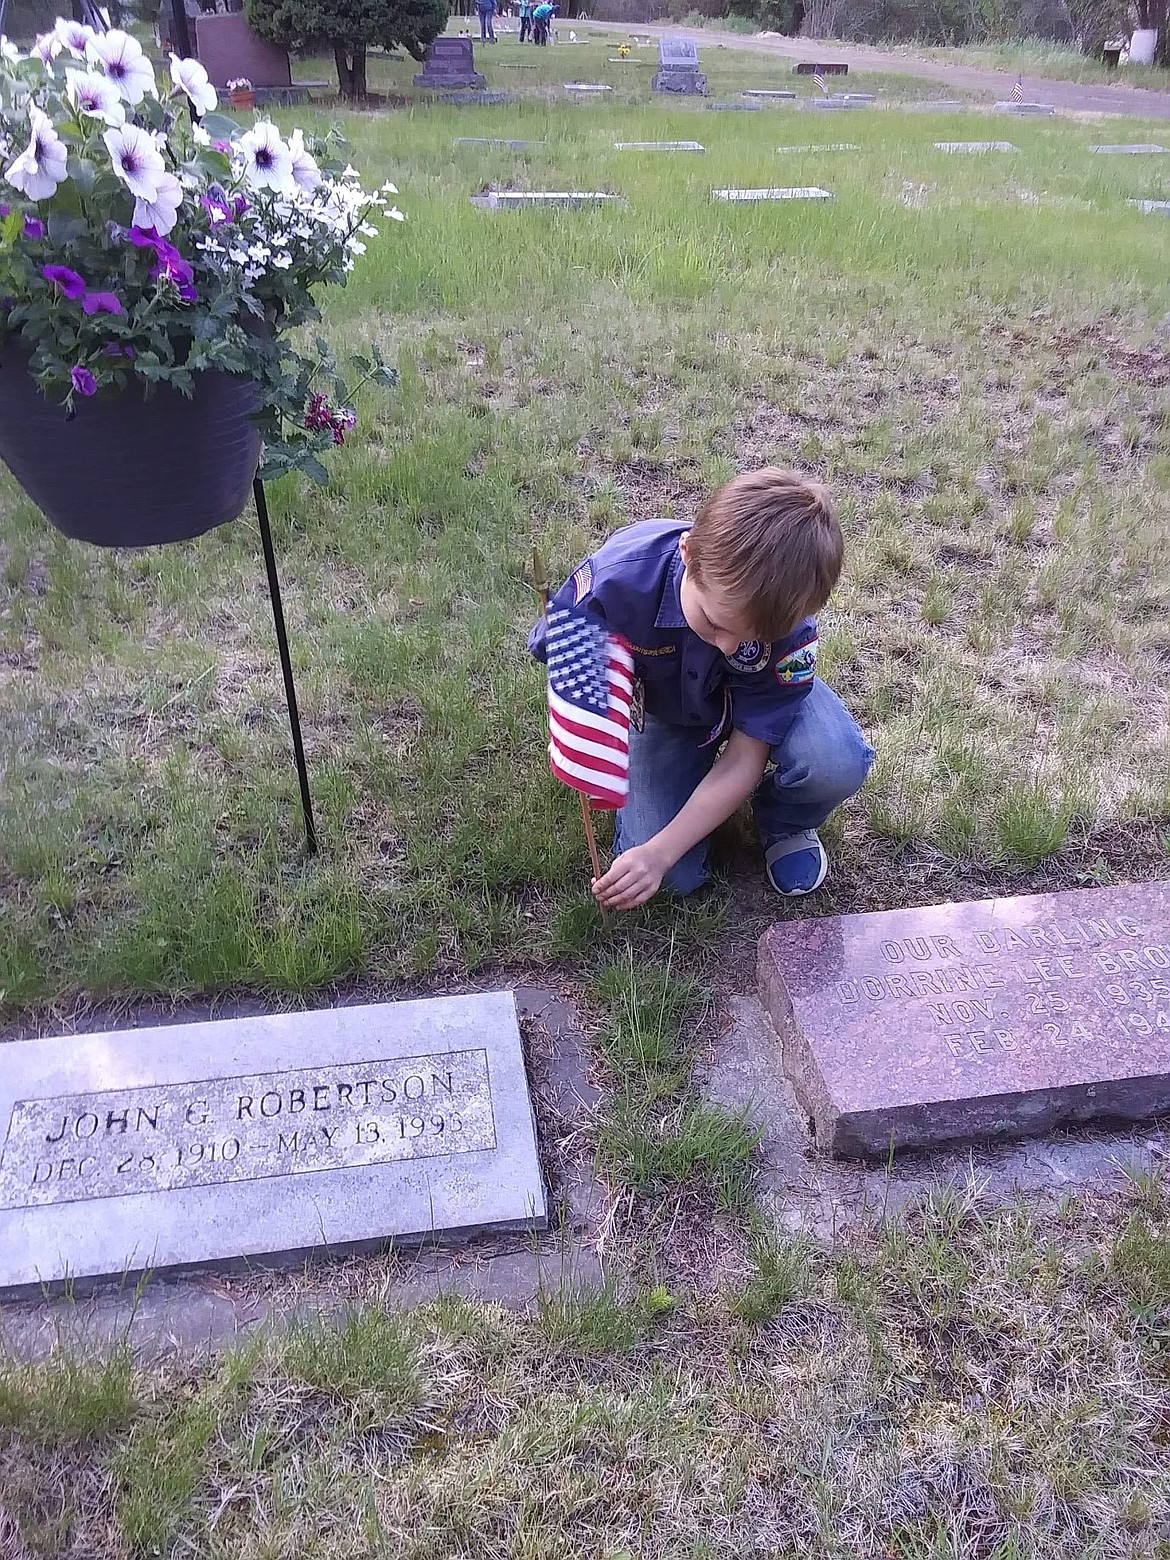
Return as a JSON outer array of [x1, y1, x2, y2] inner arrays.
[[777, 143, 859, 152], [454, 138, 535, 148], [714, 186, 834, 201], [614, 140, 705, 151], [935, 140, 1016, 152], [996, 100, 1055, 114], [743, 89, 797, 99], [474, 190, 619, 208], [414, 35, 485, 90], [1091, 143, 1167, 154], [902, 99, 967, 111], [1130, 199, 1170, 213], [707, 101, 762, 111], [564, 82, 612, 92], [0, 993, 547, 1295], [652, 34, 707, 95]]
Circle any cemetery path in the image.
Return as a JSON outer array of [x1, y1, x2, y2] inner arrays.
[[584, 20, 1170, 118]]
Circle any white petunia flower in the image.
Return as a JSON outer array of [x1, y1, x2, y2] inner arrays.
[[87, 30, 155, 104], [287, 128, 320, 193], [133, 170, 182, 234], [387, 206, 405, 222], [4, 106, 68, 201], [31, 31, 60, 64], [66, 68, 125, 127], [238, 122, 293, 193], [53, 18, 95, 57], [192, 122, 211, 146], [103, 122, 165, 200], [380, 180, 398, 194], [1, 35, 21, 63], [169, 53, 216, 115]]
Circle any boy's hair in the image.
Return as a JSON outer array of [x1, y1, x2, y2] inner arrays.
[[687, 468, 843, 640]]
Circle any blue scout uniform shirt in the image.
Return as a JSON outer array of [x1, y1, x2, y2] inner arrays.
[[528, 519, 818, 749]]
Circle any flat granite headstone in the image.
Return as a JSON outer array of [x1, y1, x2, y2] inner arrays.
[[652, 34, 707, 95], [715, 186, 834, 201], [454, 137, 535, 148], [707, 102, 762, 111], [903, 99, 967, 111], [744, 89, 797, 99], [1130, 199, 1170, 213], [759, 882, 1170, 1160], [615, 140, 705, 150], [794, 60, 848, 73], [777, 142, 859, 152], [414, 35, 486, 90], [564, 82, 612, 92], [0, 993, 546, 1295], [1091, 143, 1167, 154], [996, 100, 1055, 114], [935, 140, 1016, 152], [473, 190, 618, 208]]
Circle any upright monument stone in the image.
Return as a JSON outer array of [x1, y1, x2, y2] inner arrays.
[[652, 35, 707, 95], [414, 36, 486, 90], [759, 882, 1170, 1159]]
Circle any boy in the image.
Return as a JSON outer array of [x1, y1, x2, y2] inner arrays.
[[477, 0, 497, 42], [529, 469, 873, 911], [519, 0, 534, 41]]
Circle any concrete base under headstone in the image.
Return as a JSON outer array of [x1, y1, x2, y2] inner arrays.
[[0, 993, 547, 1296], [759, 882, 1170, 1160]]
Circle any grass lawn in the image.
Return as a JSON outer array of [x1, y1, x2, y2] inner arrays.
[[1, 56, 1169, 1018], [3, 1173, 1170, 1558], [911, 39, 1170, 92]]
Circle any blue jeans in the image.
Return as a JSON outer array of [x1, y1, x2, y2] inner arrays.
[[479, 7, 495, 37], [612, 681, 873, 895]]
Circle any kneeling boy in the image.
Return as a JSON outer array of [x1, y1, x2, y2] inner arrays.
[[529, 468, 873, 910]]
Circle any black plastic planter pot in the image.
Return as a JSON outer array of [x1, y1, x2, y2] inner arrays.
[[0, 343, 262, 547]]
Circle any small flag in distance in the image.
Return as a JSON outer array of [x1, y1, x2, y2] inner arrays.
[[546, 602, 635, 810], [813, 69, 828, 94], [1011, 74, 1023, 100]]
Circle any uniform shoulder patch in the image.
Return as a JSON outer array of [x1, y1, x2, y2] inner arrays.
[[569, 561, 593, 605], [774, 635, 818, 686], [724, 639, 772, 674]]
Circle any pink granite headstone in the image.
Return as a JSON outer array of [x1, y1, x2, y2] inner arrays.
[[195, 13, 293, 91], [759, 882, 1170, 1159]]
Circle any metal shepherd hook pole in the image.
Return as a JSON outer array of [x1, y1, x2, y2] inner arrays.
[[254, 478, 318, 856]]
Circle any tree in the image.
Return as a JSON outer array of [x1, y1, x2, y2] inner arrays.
[[247, 0, 449, 99]]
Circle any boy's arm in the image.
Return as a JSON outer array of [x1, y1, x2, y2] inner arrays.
[[592, 728, 769, 911]]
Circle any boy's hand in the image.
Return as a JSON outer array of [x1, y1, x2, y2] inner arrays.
[[592, 844, 667, 911]]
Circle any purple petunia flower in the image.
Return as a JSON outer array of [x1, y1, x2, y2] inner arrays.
[[43, 265, 87, 300], [70, 364, 97, 396], [0, 205, 9, 218], [81, 291, 125, 316], [23, 217, 45, 240], [201, 188, 234, 225]]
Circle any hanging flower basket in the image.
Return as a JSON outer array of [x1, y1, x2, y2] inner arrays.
[[0, 340, 261, 546], [0, 18, 405, 547]]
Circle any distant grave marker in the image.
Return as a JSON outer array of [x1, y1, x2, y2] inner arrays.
[[414, 35, 486, 90], [777, 142, 859, 152], [794, 60, 847, 73], [935, 140, 1016, 152], [652, 34, 707, 95], [454, 138, 535, 148], [743, 89, 797, 99], [1091, 143, 1167, 154], [996, 100, 1055, 114], [564, 82, 612, 92], [714, 186, 834, 201], [614, 140, 705, 151], [760, 882, 1170, 1159], [473, 190, 619, 208], [1130, 199, 1170, 213], [902, 99, 967, 111], [0, 993, 547, 1294], [707, 101, 762, 111]]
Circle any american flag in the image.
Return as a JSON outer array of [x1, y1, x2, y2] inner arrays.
[[813, 69, 828, 94], [545, 602, 635, 810], [1011, 74, 1023, 100]]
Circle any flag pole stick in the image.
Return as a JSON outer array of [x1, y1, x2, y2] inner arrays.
[[532, 545, 604, 883]]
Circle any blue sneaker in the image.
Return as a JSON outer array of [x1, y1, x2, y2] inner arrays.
[[764, 830, 829, 896]]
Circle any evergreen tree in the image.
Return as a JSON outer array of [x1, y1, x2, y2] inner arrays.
[[247, 0, 448, 98]]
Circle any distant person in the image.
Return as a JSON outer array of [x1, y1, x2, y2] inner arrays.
[[519, 0, 534, 42], [477, 0, 497, 42], [532, 0, 553, 43]]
